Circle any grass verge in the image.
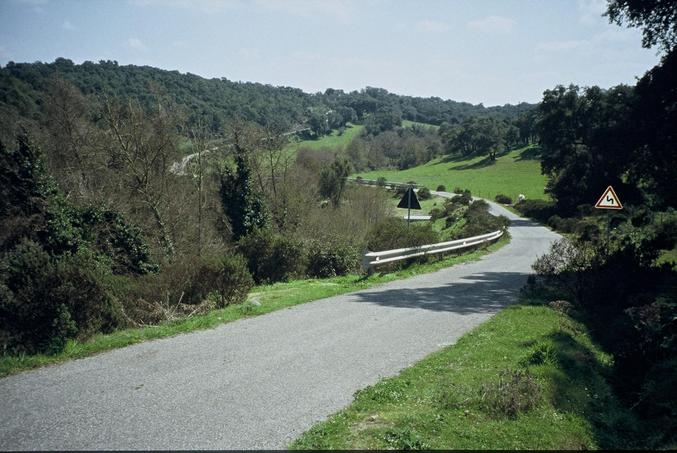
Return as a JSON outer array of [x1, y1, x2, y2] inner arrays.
[[290, 296, 640, 450], [0, 235, 509, 378]]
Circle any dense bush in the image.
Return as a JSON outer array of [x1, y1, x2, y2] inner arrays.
[[451, 191, 472, 206], [514, 199, 557, 223], [530, 231, 677, 444], [376, 176, 387, 187], [238, 229, 306, 283], [436, 185, 446, 192], [0, 240, 122, 354], [495, 194, 513, 205], [306, 240, 360, 278], [429, 207, 444, 221], [366, 217, 439, 253], [75, 207, 156, 274], [458, 200, 510, 238], [216, 253, 254, 307], [417, 187, 431, 200]]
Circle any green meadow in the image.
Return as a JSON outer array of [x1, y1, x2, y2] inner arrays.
[[356, 146, 548, 201]]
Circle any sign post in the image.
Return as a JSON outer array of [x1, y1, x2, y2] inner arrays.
[[594, 185, 623, 253], [397, 186, 421, 227]]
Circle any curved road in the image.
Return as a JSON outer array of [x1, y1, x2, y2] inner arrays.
[[0, 200, 560, 450]]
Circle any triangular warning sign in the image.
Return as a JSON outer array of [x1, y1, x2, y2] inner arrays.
[[397, 186, 421, 210], [595, 186, 623, 210]]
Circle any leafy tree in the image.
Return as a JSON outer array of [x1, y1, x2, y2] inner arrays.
[[606, 0, 677, 53], [318, 157, 351, 208], [219, 126, 267, 240], [536, 84, 638, 214], [626, 48, 677, 208]]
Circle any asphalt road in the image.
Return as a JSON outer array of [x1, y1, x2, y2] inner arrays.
[[0, 200, 560, 450]]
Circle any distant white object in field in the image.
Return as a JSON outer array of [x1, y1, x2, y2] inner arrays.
[[518, 194, 526, 202]]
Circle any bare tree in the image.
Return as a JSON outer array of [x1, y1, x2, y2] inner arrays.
[[102, 98, 179, 258]]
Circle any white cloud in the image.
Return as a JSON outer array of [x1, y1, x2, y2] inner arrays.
[[62, 20, 75, 30], [127, 37, 148, 52], [467, 15, 515, 33], [417, 19, 450, 33]]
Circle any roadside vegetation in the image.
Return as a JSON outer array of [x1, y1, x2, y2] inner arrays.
[[0, 234, 508, 378], [292, 298, 638, 450]]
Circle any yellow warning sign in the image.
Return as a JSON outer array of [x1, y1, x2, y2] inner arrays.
[[595, 186, 623, 210]]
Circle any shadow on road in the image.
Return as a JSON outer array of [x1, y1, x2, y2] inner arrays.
[[353, 272, 528, 315]]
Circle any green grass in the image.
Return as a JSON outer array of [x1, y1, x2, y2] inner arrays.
[[291, 298, 639, 450], [284, 123, 364, 157], [0, 235, 509, 378], [356, 145, 548, 201]]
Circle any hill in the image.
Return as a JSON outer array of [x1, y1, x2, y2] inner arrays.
[[0, 58, 534, 137]]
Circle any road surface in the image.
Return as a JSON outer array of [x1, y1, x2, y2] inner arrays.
[[0, 200, 560, 450]]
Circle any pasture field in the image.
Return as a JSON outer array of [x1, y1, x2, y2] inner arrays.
[[284, 123, 364, 156], [356, 146, 548, 201]]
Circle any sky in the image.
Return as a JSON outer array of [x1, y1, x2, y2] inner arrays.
[[0, 0, 662, 106]]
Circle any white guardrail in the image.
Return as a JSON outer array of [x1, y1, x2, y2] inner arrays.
[[363, 229, 504, 269]]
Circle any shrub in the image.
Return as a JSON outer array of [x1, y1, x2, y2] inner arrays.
[[451, 192, 472, 206], [417, 187, 432, 200], [429, 207, 444, 221], [453, 187, 463, 194], [459, 200, 510, 237], [376, 176, 387, 187], [436, 184, 446, 192], [495, 194, 513, 205], [480, 369, 541, 418], [238, 229, 306, 283], [0, 239, 121, 354], [366, 218, 439, 253], [306, 240, 360, 278], [575, 220, 601, 242], [216, 253, 254, 307], [514, 199, 557, 223]]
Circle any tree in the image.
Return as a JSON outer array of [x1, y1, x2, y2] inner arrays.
[[535, 84, 638, 214], [626, 48, 677, 208], [606, 0, 677, 53], [219, 124, 267, 240], [318, 157, 351, 208], [102, 98, 180, 258]]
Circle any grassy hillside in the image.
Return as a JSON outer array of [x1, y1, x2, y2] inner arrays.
[[356, 146, 548, 201], [292, 299, 638, 450], [285, 123, 364, 156]]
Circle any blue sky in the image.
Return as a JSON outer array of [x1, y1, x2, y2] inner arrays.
[[0, 0, 661, 106]]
